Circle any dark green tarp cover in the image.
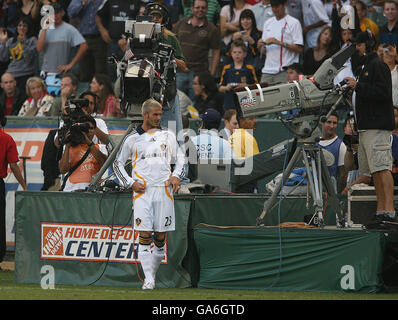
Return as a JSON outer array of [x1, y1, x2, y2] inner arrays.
[[194, 225, 386, 293]]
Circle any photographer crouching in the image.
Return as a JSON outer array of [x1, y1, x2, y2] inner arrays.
[[59, 114, 107, 192]]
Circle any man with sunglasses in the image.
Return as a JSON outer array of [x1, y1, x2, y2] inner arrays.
[[59, 114, 107, 192]]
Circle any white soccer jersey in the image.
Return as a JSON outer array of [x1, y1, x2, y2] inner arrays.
[[113, 125, 185, 188]]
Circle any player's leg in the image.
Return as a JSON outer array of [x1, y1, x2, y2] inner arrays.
[[133, 190, 155, 289], [151, 231, 166, 281]]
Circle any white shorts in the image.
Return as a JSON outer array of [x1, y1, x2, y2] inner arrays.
[[132, 183, 175, 232]]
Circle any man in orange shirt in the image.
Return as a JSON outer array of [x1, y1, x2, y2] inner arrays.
[[59, 115, 107, 192], [356, 1, 379, 41]]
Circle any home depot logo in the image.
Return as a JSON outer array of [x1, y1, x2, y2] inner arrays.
[[40, 222, 167, 264]]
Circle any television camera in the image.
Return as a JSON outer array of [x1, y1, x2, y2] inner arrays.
[[57, 98, 91, 147], [232, 43, 357, 228], [111, 16, 176, 120]]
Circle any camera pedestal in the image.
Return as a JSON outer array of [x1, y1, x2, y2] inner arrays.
[[256, 135, 343, 228]]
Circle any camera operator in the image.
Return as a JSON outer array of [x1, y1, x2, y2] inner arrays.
[[59, 114, 107, 192], [55, 90, 109, 149], [126, 3, 187, 138], [344, 31, 397, 223]]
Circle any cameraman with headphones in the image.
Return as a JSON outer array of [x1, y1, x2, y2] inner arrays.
[[131, 3, 187, 138], [345, 31, 396, 224], [0, 110, 27, 265]]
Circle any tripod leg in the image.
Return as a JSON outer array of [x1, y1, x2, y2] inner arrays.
[[302, 148, 324, 227], [256, 146, 302, 226]]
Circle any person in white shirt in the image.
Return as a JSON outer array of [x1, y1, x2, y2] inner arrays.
[[301, 0, 330, 49], [113, 98, 185, 291], [257, 0, 303, 85], [220, 109, 239, 141]]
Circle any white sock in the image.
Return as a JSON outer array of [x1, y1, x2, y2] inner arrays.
[[138, 244, 154, 282], [151, 244, 165, 281]]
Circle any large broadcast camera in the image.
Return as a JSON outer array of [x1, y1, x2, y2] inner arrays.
[[58, 98, 90, 147], [232, 44, 357, 227], [235, 44, 356, 136], [113, 15, 176, 119]]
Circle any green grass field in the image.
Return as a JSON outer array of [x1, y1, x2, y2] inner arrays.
[[1, 270, 398, 300]]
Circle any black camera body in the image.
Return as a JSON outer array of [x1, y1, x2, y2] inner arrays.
[[343, 134, 359, 149], [58, 98, 91, 146]]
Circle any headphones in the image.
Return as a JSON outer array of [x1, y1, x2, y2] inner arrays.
[[145, 2, 170, 26], [79, 91, 100, 114]]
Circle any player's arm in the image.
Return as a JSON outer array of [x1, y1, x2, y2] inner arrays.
[[113, 135, 135, 188]]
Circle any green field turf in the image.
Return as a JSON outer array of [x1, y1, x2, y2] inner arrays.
[[1, 270, 398, 300]]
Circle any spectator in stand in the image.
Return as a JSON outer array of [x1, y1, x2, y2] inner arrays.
[[89, 73, 122, 118], [285, 62, 303, 82], [0, 17, 37, 93], [379, 0, 398, 47], [356, 1, 379, 41], [67, 0, 108, 82], [16, 0, 42, 37], [224, 8, 263, 77], [181, 0, 221, 26], [219, 108, 239, 140], [173, 0, 221, 103], [219, 40, 258, 111], [36, 3, 88, 77], [0, 72, 26, 115], [95, 0, 140, 81], [18, 76, 54, 116], [257, 0, 303, 85], [219, 0, 251, 49], [229, 113, 259, 192], [286, 0, 302, 24], [251, 0, 274, 32], [301, 0, 329, 49], [50, 72, 78, 117], [192, 72, 224, 116], [303, 25, 332, 76]]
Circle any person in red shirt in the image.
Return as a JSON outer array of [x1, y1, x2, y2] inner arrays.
[[0, 110, 27, 265]]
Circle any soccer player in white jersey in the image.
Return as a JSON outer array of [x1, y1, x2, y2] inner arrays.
[[113, 98, 185, 290]]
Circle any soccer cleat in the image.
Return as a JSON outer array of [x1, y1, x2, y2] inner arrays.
[[142, 280, 155, 290]]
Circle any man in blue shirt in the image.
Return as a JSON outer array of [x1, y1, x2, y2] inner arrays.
[[68, 0, 107, 82], [316, 112, 347, 193], [191, 108, 233, 160]]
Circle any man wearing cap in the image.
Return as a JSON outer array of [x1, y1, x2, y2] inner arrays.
[[344, 31, 397, 224], [257, 0, 303, 85], [190, 108, 233, 160], [36, 2, 88, 76]]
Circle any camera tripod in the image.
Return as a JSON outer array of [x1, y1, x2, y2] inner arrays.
[[256, 129, 344, 228]]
